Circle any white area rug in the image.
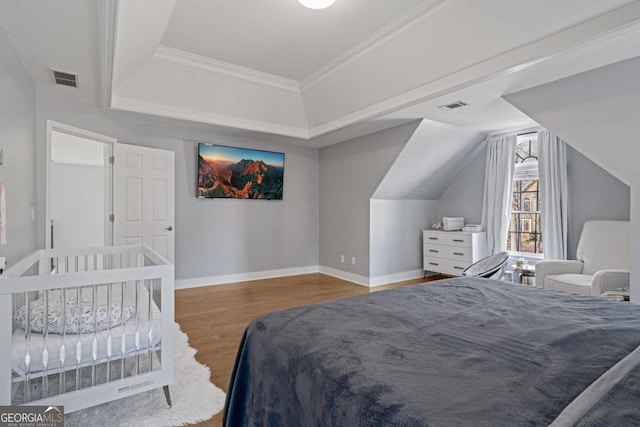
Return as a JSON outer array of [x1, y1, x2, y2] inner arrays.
[[66, 323, 226, 426]]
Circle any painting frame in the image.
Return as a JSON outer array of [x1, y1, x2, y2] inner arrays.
[[197, 143, 285, 200]]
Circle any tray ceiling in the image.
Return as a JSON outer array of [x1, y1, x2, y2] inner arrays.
[[162, 0, 428, 81], [2, 0, 640, 146]]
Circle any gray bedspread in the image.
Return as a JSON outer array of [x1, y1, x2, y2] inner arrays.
[[223, 278, 640, 426]]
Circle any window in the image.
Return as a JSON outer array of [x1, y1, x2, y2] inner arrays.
[[506, 134, 543, 254]]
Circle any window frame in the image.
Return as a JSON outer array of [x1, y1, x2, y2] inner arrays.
[[507, 133, 543, 258]]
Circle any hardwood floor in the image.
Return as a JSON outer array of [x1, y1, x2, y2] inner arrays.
[[174, 273, 438, 426]]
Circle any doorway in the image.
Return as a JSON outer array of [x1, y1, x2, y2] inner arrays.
[[45, 121, 176, 263], [45, 121, 115, 250]]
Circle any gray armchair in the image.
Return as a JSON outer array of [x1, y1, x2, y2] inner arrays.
[[535, 220, 630, 296]]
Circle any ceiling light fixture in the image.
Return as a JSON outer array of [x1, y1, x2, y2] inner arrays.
[[299, 0, 335, 10]]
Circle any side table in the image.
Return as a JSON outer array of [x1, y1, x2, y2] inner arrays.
[[512, 264, 536, 285]]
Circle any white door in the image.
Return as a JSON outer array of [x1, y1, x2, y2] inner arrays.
[[113, 144, 175, 262]]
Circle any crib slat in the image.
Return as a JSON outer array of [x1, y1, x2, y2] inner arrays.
[[135, 280, 141, 376], [106, 283, 113, 383], [24, 294, 31, 403], [91, 285, 97, 387], [59, 287, 67, 395], [75, 286, 82, 392], [148, 279, 154, 373], [42, 290, 49, 399], [120, 282, 126, 380]]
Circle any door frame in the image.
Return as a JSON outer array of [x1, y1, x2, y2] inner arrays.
[[45, 120, 118, 249]]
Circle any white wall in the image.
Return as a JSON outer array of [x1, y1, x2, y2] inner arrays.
[[36, 86, 319, 284], [0, 24, 36, 266], [50, 162, 105, 248], [370, 199, 437, 282], [504, 56, 640, 301]]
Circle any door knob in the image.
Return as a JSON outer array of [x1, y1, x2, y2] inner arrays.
[[165, 226, 173, 231]]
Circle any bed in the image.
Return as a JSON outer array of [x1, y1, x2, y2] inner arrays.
[[0, 245, 174, 413], [224, 277, 640, 426]]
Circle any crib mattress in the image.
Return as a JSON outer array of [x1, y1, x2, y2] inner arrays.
[[12, 293, 163, 377]]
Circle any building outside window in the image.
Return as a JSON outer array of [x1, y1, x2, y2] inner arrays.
[[506, 134, 543, 254]]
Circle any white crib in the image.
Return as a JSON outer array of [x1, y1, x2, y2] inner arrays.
[[0, 245, 174, 413]]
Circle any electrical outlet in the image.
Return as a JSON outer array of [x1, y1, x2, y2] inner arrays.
[[351, 257, 356, 265], [340, 254, 345, 263]]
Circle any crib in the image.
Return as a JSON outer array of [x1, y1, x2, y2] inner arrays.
[[0, 245, 174, 413]]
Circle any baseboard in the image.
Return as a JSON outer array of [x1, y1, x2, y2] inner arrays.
[[318, 266, 370, 287], [176, 266, 423, 290], [368, 269, 424, 287], [175, 265, 320, 289]]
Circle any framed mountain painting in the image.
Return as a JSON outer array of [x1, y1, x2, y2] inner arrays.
[[197, 143, 284, 200]]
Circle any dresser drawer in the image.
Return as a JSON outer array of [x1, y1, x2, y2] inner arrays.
[[423, 231, 446, 245], [424, 243, 445, 257], [446, 234, 472, 247], [443, 246, 472, 262], [423, 257, 470, 276], [444, 259, 469, 276], [423, 256, 445, 271]]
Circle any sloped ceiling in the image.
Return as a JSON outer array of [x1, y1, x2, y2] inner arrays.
[[372, 119, 485, 200], [504, 55, 640, 187]]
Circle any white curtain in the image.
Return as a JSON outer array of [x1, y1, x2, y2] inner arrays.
[[538, 130, 568, 260], [481, 136, 516, 255]]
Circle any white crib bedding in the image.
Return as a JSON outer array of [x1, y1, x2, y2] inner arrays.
[[12, 286, 163, 377]]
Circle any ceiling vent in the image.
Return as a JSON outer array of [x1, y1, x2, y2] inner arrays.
[[52, 70, 78, 88], [438, 101, 468, 111]]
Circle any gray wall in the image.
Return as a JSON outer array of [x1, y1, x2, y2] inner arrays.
[[0, 25, 36, 266], [35, 86, 319, 281], [435, 140, 630, 259], [370, 199, 437, 278], [319, 122, 418, 277], [436, 145, 488, 225], [566, 145, 630, 259]]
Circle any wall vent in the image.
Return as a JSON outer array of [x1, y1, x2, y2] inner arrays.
[[438, 101, 468, 111], [52, 70, 78, 88]]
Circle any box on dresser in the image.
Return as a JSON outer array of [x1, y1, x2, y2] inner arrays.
[[423, 230, 487, 276]]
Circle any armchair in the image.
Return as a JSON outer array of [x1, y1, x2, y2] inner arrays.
[[535, 220, 630, 296]]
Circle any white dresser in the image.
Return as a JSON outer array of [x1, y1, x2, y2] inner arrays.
[[423, 230, 487, 276]]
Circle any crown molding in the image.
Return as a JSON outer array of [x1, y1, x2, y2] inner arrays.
[[98, 0, 118, 108], [152, 2, 449, 95], [307, 4, 640, 139], [155, 45, 301, 92], [110, 1, 640, 143], [111, 95, 310, 139], [300, 0, 448, 91]]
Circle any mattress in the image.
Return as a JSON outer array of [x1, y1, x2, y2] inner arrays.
[[224, 277, 640, 426], [12, 284, 163, 377]]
